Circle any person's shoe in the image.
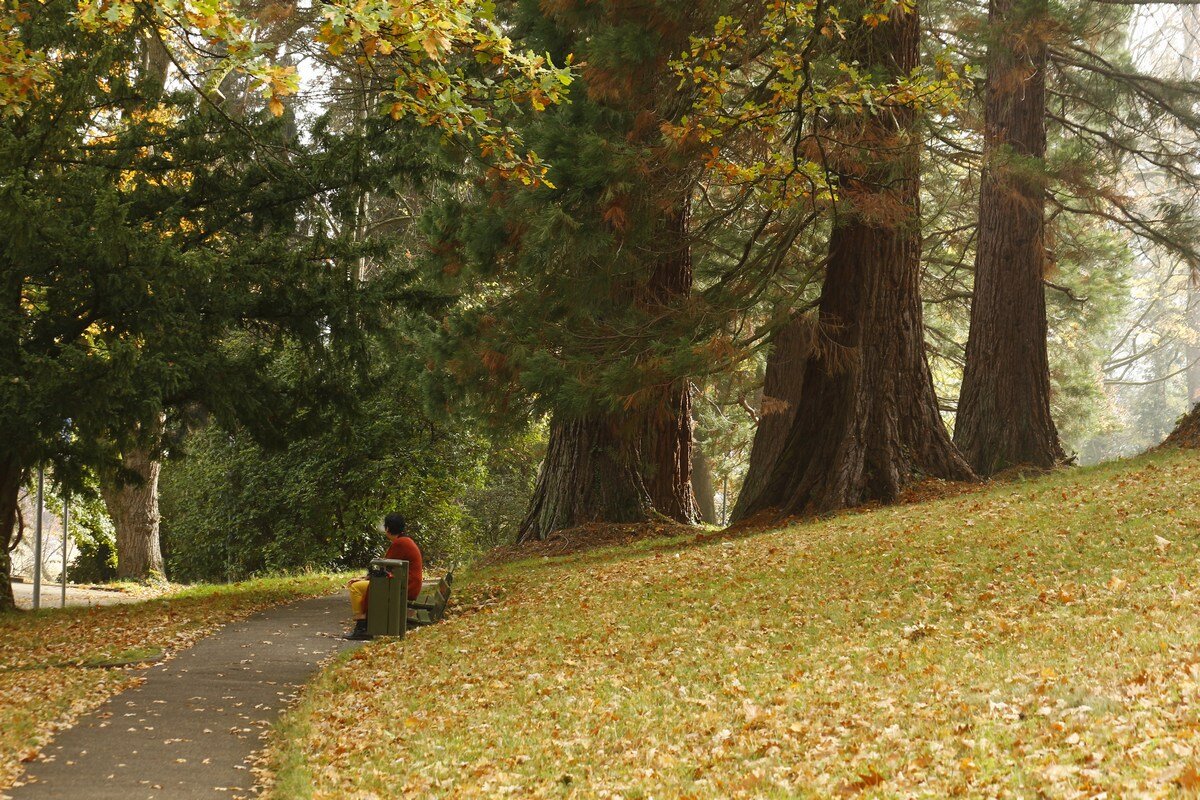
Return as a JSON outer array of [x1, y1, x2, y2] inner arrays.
[[343, 619, 373, 641]]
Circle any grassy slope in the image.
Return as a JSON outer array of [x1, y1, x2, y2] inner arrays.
[[0, 572, 343, 790], [267, 451, 1200, 799]]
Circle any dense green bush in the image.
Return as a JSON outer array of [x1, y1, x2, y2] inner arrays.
[[461, 427, 545, 551], [69, 525, 119, 584], [62, 486, 118, 584], [160, 389, 495, 582]]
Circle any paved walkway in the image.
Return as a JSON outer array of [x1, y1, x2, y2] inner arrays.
[[5, 594, 361, 800], [12, 582, 147, 610]]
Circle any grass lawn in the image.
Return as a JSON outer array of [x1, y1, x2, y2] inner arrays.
[[0, 572, 343, 790], [265, 450, 1200, 799]]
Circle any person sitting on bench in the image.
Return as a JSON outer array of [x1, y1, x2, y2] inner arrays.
[[345, 513, 423, 640]]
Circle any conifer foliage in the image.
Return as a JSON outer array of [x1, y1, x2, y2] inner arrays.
[[428, 0, 712, 540], [0, 6, 359, 608], [0, 0, 571, 603]]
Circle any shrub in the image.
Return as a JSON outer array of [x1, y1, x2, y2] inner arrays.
[[160, 390, 490, 582]]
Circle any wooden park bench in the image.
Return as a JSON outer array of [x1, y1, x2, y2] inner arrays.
[[407, 571, 453, 627]]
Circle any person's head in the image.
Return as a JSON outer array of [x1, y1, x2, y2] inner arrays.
[[383, 513, 406, 539]]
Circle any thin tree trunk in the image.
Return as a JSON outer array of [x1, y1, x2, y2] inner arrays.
[[519, 414, 652, 542], [139, 32, 171, 93], [732, 316, 809, 521], [0, 452, 23, 612], [1, 261, 23, 610], [954, 0, 1064, 475], [100, 424, 166, 582], [691, 445, 718, 524], [741, 0, 975, 518]]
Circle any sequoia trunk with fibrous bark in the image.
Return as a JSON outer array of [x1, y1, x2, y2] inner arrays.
[[1182, 8, 1200, 410], [635, 204, 698, 525], [515, 0, 704, 541], [1188, 274, 1200, 408], [637, 382, 696, 524], [732, 316, 809, 522], [954, 0, 1065, 476], [519, 414, 653, 542], [519, 205, 698, 541], [740, 1, 976, 518]]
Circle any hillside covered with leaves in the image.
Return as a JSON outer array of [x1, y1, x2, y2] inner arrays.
[[267, 449, 1200, 799]]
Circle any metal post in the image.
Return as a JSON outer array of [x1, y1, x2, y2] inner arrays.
[[33, 469, 44, 611], [61, 495, 69, 608], [225, 466, 234, 584]]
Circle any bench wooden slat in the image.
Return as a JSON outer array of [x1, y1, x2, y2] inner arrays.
[[407, 573, 453, 626]]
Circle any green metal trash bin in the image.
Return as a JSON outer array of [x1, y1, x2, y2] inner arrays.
[[366, 558, 408, 638]]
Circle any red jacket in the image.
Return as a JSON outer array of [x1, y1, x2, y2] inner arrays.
[[384, 536, 423, 600]]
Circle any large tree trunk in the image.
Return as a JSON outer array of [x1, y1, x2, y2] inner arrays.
[[636, 204, 698, 524], [1164, 402, 1200, 448], [100, 437, 166, 582], [732, 316, 809, 521], [638, 382, 697, 522], [740, 1, 975, 518], [520, 207, 699, 541], [84, 41, 172, 584], [517, 0, 702, 540], [0, 453, 22, 612], [1187, 8, 1200, 411], [1188, 274, 1200, 408], [519, 414, 653, 542], [953, 0, 1064, 475]]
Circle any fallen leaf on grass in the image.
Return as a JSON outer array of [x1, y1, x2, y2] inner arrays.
[[837, 768, 884, 796], [1178, 764, 1200, 790]]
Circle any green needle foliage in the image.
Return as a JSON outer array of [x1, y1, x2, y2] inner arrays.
[[0, 3, 437, 605]]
